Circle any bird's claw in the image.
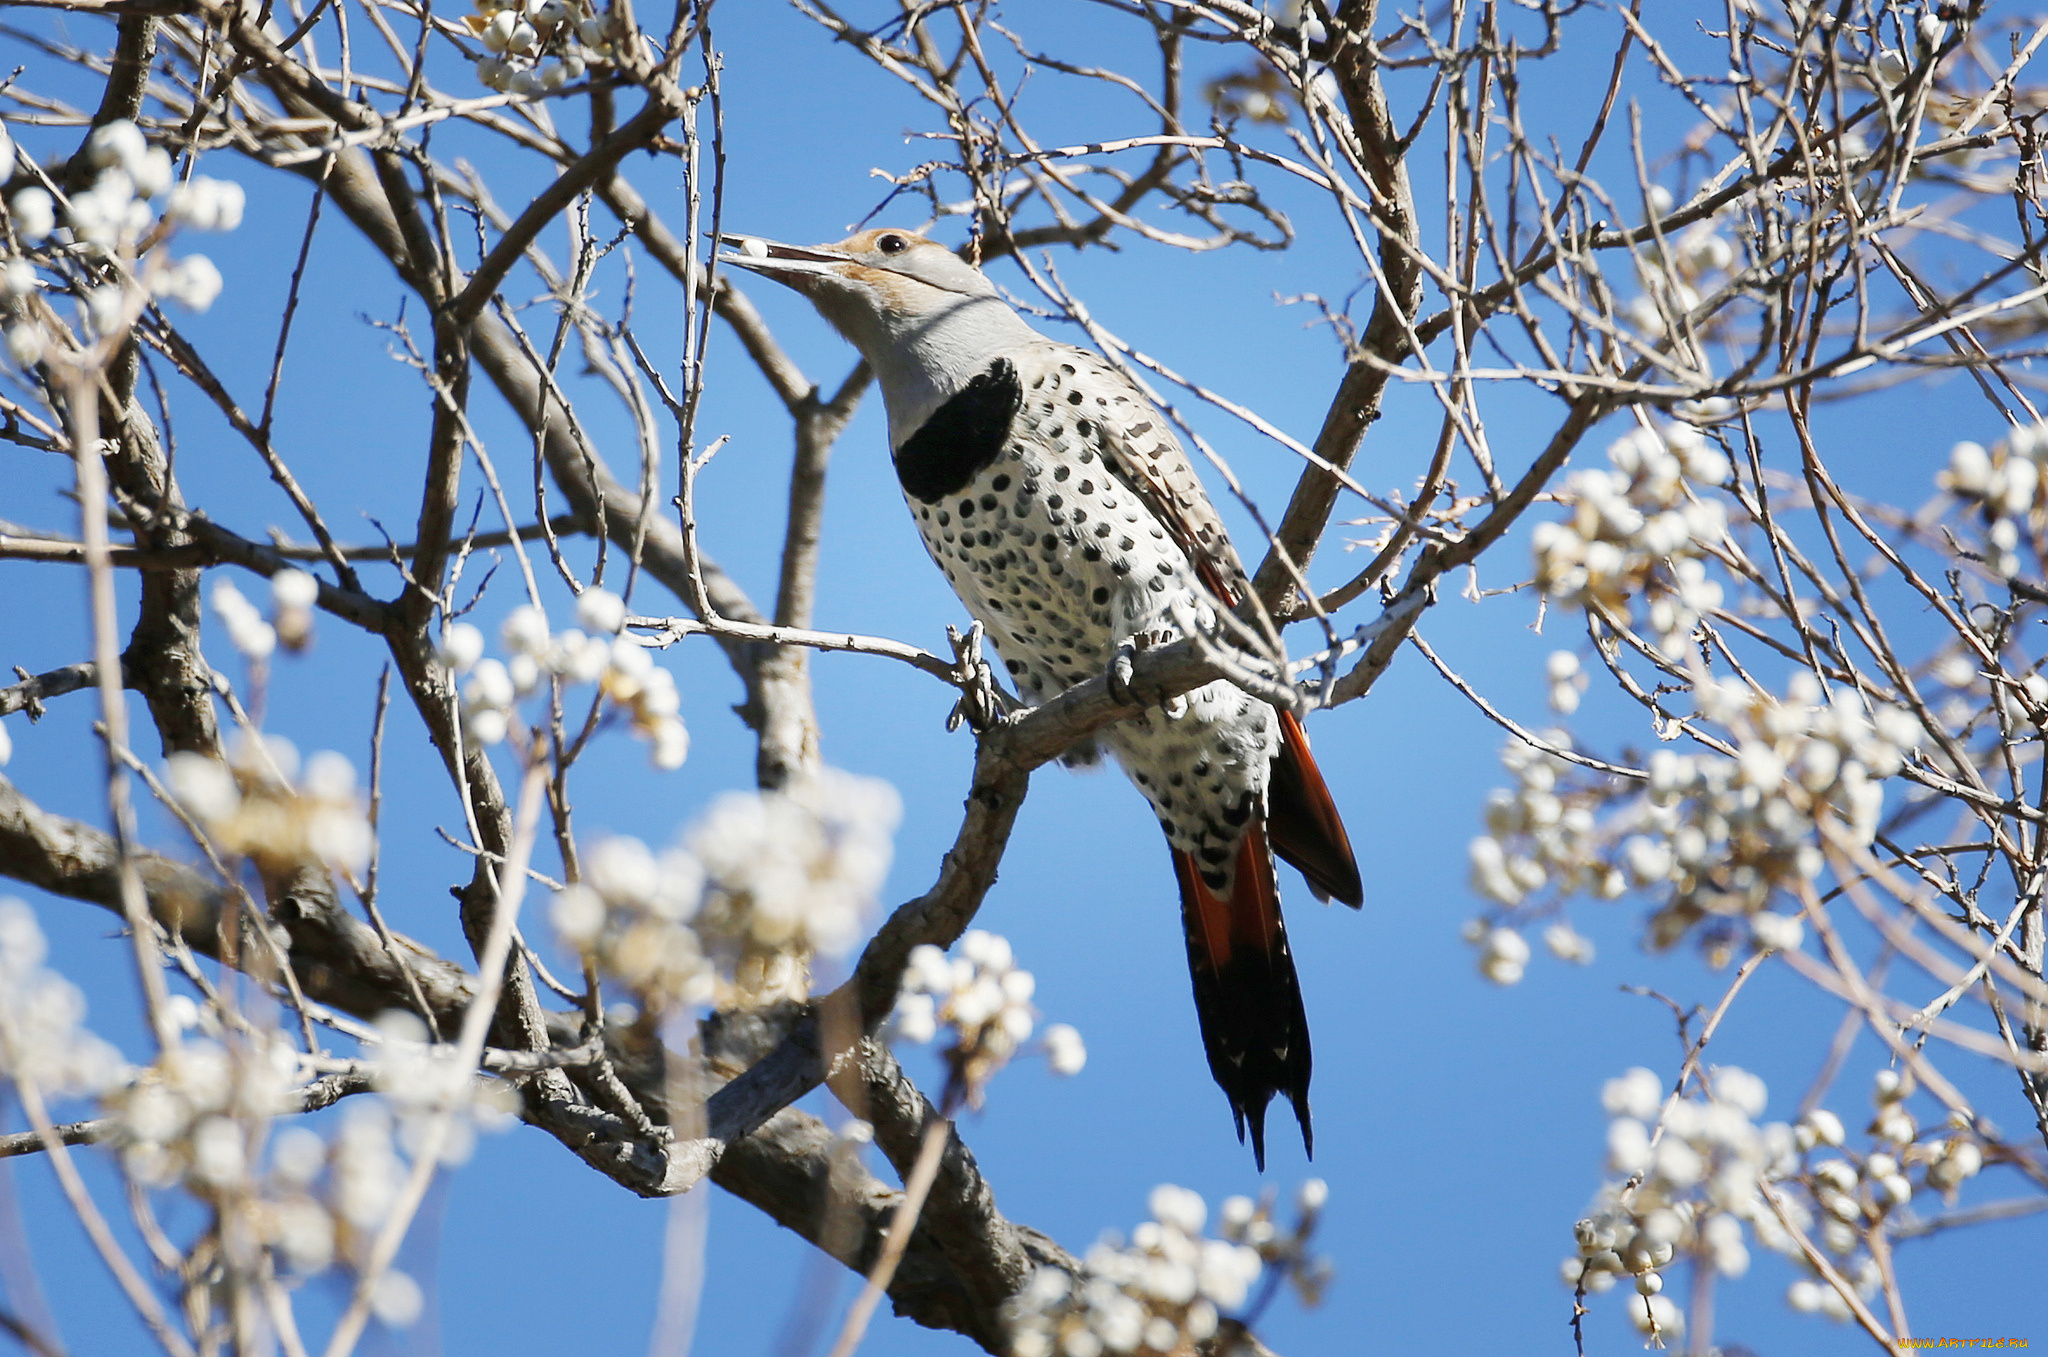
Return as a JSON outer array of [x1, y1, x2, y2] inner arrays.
[[1108, 646, 1138, 707], [944, 620, 1012, 734], [1109, 630, 1186, 717]]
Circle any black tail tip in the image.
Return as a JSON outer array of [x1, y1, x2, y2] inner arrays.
[[1229, 1088, 1311, 1172]]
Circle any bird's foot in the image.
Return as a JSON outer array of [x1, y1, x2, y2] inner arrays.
[[1109, 630, 1187, 718], [944, 620, 1014, 734]]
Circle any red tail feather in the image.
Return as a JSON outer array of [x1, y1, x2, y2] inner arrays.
[[1173, 822, 1313, 1170], [1267, 710, 1363, 907]]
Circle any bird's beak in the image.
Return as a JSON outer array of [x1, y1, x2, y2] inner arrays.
[[715, 234, 850, 288]]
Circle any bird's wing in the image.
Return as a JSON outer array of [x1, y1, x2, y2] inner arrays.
[[1058, 348, 1255, 609], [1059, 348, 1366, 909]]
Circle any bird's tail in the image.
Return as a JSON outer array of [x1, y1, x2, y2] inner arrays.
[[1267, 709, 1364, 908], [1173, 821, 1312, 1170]]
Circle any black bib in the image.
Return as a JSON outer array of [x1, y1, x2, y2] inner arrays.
[[893, 357, 1023, 503]]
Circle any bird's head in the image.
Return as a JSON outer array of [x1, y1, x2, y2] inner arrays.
[[719, 227, 997, 317], [720, 228, 1037, 440]]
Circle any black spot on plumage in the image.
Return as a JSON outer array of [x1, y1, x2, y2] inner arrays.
[[960, 499, 976, 517], [980, 494, 999, 511], [1006, 659, 1023, 674], [1092, 587, 1110, 604], [1113, 559, 1132, 576], [895, 358, 1022, 503], [992, 474, 1011, 491], [1077, 419, 1093, 437], [1067, 390, 1084, 405], [1148, 577, 1167, 593], [1054, 465, 1070, 482], [1156, 559, 1173, 573], [1095, 523, 1112, 538], [1079, 480, 1095, 495], [1083, 546, 1102, 562], [1048, 494, 1064, 510]]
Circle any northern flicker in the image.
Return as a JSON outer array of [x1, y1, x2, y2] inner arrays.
[[723, 228, 1363, 1167]]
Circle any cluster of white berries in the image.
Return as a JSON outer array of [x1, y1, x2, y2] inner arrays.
[[0, 899, 127, 1099], [166, 736, 373, 877], [689, 768, 901, 1004], [552, 833, 713, 1010], [1624, 200, 1741, 340], [1467, 671, 1919, 979], [1566, 1065, 1798, 1344], [1006, 1184, 1283, 1357], [244, 1101, 435, 1323], [1470, 734, 1612, 908], [1569, 1061, 1995, 1336], [1782, 1070, 1986, 1326], [468, 0, 616, 96], [1633, 675, 1915, 951], [1533, 421, 1730, 661], [890, 929, 1086, 1097], [1464, 732, 1608, 982], [212, 572, 320, 661], [98, 998, 508, 1322], [2, 119, 242, 369], [438, 589, 688, 769], [106, 1015, 301, 1190], [1220, 1179, 1333, 1306], [552, 767, 902, 1010], [365, 1009, 521, 1166], [1936, 421, 2048, 577]]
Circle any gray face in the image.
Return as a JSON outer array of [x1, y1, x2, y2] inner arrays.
[[721, 227, 992, 297], [719, 229, 999, 350], [719, 228, 1042, 442]]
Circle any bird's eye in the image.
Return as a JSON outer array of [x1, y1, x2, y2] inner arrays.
[[877, 233, 907, 255]]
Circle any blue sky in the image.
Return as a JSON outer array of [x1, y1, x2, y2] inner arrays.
[[1, 3, 2043, 1355]]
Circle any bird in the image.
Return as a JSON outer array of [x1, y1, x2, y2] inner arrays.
[[721, 227, 1363, 1168]]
